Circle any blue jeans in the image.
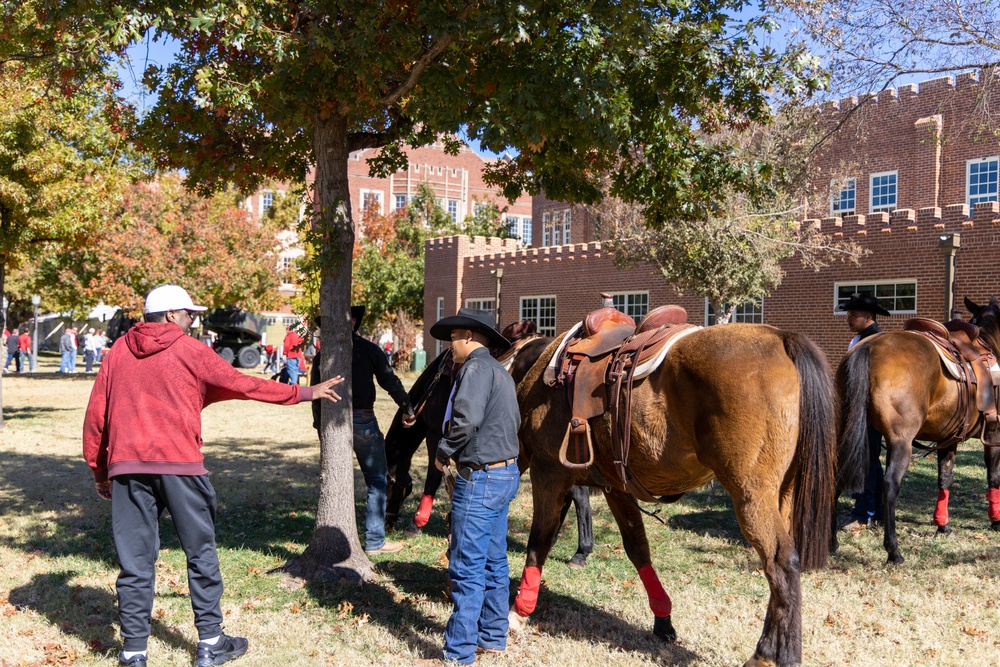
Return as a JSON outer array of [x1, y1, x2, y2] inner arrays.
[[60, 350, 73, 372], [19, 351, 29, 372], [444, 461, 520, 665], [851, 424, 885, 522], [285, 357, 301, 384], [4, 350, 19, 372], [353, 415, 388, 551]]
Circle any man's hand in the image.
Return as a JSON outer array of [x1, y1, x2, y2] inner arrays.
[[402, 411, 417, 428], [312, 375, 345, 402], [96, 481, 112, 501]]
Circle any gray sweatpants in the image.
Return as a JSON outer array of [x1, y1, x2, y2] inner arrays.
[[111, 474, 224, 652]]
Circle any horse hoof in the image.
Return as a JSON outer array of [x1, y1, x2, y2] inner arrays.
[[403, 522, 422, 538], [508, 610, 529, 634], [991, 520, 1000, 532], [567, 555, 588, 569], [935, 524, 953, 537], [886, 553, 904, 565], [653, 615, 677, 643]]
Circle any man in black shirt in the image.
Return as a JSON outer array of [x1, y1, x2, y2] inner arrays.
[[430, 308, 520, 665], [839, 292, 888, 531], [311, 307, 414, 555]]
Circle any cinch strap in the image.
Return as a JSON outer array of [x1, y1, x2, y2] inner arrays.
[[638, 564, 672, 617], [413, 494, 434, 528], [934, 489, 950, 527], [514, 566, 542, 617], [988, 487, 1000, 523]]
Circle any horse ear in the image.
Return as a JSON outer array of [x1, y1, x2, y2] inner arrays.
[[991, 296, 1000, 308], [965, 296, 982, 314]]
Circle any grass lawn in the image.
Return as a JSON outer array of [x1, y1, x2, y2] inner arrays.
[[1, 354, 999, 666]]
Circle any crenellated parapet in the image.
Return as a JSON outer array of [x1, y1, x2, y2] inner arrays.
[[817, 69, 997, 118], [799, 201, 1000, 238]]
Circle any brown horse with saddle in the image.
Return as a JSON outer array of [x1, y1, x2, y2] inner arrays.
[[512, 301, 839, 667], [836, 296, 1000, 565]]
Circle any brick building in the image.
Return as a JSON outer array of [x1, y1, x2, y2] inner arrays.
[[240, 138, 533, 344], [423, 71, 1000, 364]]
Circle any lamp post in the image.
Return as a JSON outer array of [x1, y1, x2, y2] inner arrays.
[[491, 268, 504, 325], [30, 295, 40, 372], [939, 233, 961, 321]]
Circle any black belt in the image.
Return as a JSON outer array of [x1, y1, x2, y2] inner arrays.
[[353, 409, 375, 419], [459, 457, 516, 471]]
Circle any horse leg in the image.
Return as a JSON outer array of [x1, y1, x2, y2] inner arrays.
[[983, 444, 1000, 531], [602, 488, 676, 643], [511, 468, 575, 621], [881, 437, 913, 565], [719, 480, 801, 667], [935, 448, 956, 536], [405, 434, 444, 537], [559, 486, 593, 569]]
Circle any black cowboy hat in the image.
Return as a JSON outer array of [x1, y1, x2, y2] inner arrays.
[[839, 292, 891, 317], [431, 308, 511, 351]]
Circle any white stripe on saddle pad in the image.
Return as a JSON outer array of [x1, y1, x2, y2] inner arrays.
[[545, 322, 584, 377], [632, 326, 702, 380]]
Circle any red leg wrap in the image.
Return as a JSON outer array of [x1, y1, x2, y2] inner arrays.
[[988, 487, 1000, 523], [514, 566, 542, 617], [413, 494, 434, 528], [638, 564, 672, 617], [933, 489, 950, 527]]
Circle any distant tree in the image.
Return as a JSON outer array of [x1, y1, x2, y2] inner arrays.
[[12, 0, 825, 580], [462, 199, 512, 239], [778, 0, 1000, 98], [32, 173, 283, 315], [594, 109, 866, 323], [0, 38, 136, 428]]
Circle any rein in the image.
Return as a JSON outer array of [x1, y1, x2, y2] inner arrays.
[[413, 349, 455, 419]]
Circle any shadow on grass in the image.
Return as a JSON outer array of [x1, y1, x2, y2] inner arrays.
[[2, 406, 78, 420], [8, 571, 191, 659], [304, 561, 447, 659]]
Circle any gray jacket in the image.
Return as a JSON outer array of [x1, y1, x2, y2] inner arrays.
[[437, 346, 520, 468]]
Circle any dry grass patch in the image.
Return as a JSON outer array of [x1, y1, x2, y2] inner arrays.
[[1, 361, 999, 665]]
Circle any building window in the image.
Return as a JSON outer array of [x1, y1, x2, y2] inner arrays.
[[448, 199, 459, 223], [552, 220, 561, 245], [611, 292, 649, 321], [542, 213, 551, 246], [835, 281, 916, 314], [520, 296, 557, 337], [465, 298, 495, 315], [262, 192, 274, 212], [278, 256, 294, 273], [520, 217, 532, 245], [870, 172, 897, 213], [562, 210, 572, 245], [968, 157, 999, 205], [360, 189, 384, 214], [706, 299, 764, 325], [831, 178, 856, 216], [395, 194, 407, 211]]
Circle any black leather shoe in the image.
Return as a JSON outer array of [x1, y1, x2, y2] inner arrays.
[[119, 653, 147, 667], [194, 634, 248, 667]]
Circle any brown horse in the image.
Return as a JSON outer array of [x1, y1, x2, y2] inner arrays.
[[512, 323, 837, 667], [836, 297, 1000, 565]]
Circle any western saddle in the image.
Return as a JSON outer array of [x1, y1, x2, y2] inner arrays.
[[544, 297, 698, 501], [903, 317, 1000, 446]]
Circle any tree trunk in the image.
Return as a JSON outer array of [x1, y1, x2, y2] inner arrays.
[[285, 114, 374, 583], [711, 300, 736, 325]]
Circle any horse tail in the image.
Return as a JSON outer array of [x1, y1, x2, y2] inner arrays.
[[782, 331, 837, 571], [835, 343, 871, 496]]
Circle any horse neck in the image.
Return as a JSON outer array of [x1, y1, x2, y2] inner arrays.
[[980, 320, 1000, 356]]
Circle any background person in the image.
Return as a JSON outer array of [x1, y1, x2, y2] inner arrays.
[[59, 327, 75, 373], [311, 308, 415, 555], [5, 326, 20, 372], [18, 328, 31, 372], [429, 308, 519, 665], [839, 292, 888, 531], [83, 284, 344, 667], [83, 327, 100, 373], [282, 323, 305, 384]]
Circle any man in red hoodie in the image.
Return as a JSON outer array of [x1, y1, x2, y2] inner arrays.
[[84, 285, 344, 667]]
